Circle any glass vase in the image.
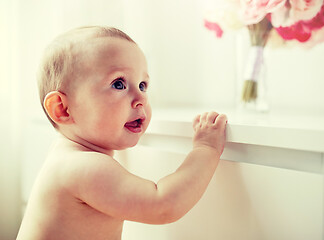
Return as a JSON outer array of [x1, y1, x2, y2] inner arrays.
[[239, 45, 269, 113]]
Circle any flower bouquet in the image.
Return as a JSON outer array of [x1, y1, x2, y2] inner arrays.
[[204, 0, 324, 107]]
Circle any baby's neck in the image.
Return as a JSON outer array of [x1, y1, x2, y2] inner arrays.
[[57, 133, 115, 157]]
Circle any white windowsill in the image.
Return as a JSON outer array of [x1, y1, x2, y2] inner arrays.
[[140, 108, 324, 174], [146, 108, 324, 153]]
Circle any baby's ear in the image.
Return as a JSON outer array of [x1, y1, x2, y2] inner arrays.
[[43, 91, 73, 125]]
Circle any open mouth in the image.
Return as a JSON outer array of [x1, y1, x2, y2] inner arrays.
[[124, 118, 144, 133]]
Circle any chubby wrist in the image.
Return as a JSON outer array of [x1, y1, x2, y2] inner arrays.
[[192, 144, 222, 159]]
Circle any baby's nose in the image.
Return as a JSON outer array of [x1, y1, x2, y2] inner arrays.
[[132, 92, 147, 108]]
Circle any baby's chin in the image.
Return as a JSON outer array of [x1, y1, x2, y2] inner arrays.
[[118, 138, 141, 150], [105, 136, 143, 152]]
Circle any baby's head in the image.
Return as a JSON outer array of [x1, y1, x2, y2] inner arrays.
[[38, 26, 152, 154]]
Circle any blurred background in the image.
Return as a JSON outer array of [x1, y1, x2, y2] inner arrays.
[[1, 0, 324, 239]]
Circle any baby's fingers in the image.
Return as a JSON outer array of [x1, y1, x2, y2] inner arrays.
[[193, 112, 209, 130], [199, 112, 209, 124], [206, 111, 219, 124], [193, 114, 201, 130], [213, 114, 228, 131]]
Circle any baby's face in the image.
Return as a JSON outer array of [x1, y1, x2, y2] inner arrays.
[[67, 37, 152, 153]]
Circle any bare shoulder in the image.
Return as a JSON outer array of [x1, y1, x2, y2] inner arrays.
[[46, 139, 123, 198]]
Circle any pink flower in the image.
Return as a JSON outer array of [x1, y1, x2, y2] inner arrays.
[[240, 0, 286, 24], [275, 22, 312, 41], [241, 0, 323, 26], [204, 19, 224, 38], [271, 0, 323, 27], [203, 0, 324, 48], [302, 25, 324, 48], [274, 3, 324, 42], [290, 0, 323, 20]]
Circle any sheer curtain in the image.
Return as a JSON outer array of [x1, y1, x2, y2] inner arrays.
[[0, 1, 22, 239]]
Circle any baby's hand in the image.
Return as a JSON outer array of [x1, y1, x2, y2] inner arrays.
[[192, 112, 227, 158]]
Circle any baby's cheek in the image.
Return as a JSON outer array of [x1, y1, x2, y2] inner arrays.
[[146, 104, 152, 122]]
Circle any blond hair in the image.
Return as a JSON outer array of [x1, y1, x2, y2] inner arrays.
[[37, 26, 136, 128]]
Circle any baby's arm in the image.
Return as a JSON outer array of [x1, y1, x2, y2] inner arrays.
[[155, 112, 227, 221], [73, 112, 227, 224]]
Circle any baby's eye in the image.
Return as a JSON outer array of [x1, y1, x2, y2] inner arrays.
[[112, 79, 126, 90], [139, 82, 147, 92]]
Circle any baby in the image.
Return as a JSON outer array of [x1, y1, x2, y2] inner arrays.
[[17, 26, 227, 240]]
